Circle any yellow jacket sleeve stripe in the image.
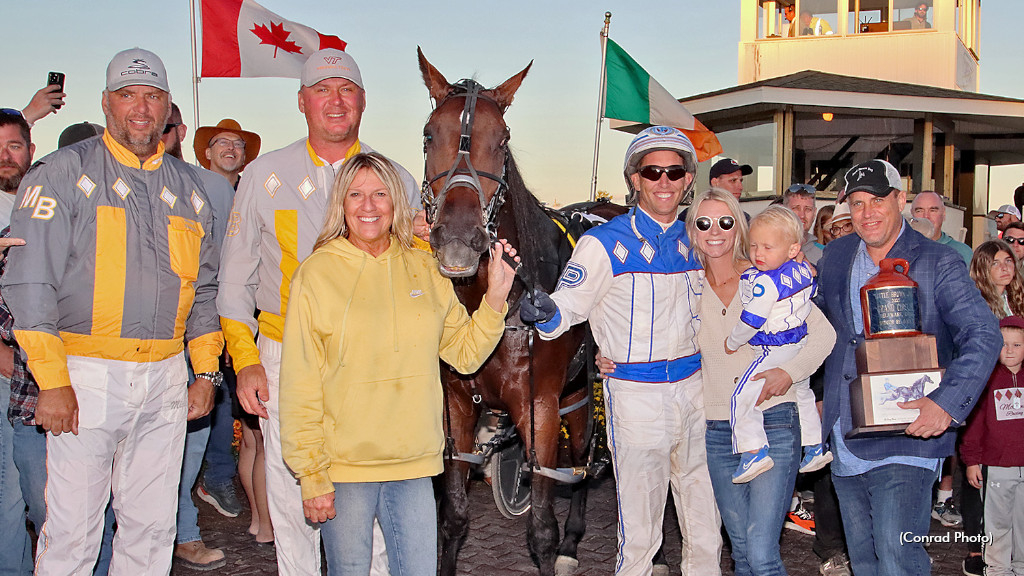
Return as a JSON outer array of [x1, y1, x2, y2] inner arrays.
[[14, 330, 71, 390], [221, 316, 260, 371], [188, 330, 225, 374]]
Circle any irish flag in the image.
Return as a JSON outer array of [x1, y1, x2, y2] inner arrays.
[[603, 38, 722, 161], [201, 0, 346, 78]]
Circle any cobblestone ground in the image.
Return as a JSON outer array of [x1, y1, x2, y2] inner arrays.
[[174, 474, 971, 575]]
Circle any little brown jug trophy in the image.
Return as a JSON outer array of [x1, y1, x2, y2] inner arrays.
[[848, 258, 944, 437]]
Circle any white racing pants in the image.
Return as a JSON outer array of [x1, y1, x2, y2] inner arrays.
[[731, 343, 821, 453], [35, 353, 188, 576], [604, 374, 722, 576], [259, 336, 389, 576]]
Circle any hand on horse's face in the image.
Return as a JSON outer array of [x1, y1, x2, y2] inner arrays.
[[413, 210, 431, 242], [484, 239, 518, 311]]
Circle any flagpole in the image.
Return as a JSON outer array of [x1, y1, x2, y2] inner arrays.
[[189, 0, 201, 158], [589, 12, 612, 202]]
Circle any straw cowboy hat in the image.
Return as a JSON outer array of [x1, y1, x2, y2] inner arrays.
[[193, 118, 261, 170]]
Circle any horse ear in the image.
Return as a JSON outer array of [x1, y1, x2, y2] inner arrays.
[[487, 61, 533, 112], [417, 46, 452, 104]]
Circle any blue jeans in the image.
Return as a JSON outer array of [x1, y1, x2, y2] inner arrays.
[[176, 413, 211, 544], [321, 478, 436, 576], [203, 368, 236, 489], [1, 377, 115, 576], [0, 375, 32, 576], [706, 402, 800, 576], [831, 463, 935, 576]]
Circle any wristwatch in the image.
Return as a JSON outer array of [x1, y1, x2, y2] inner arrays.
[[196, 371, 224, 387]]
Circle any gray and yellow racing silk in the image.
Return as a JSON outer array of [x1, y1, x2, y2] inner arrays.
[[1, 132, 224, 390]]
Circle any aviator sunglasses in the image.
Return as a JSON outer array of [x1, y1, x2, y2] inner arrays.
[[694, 215, 736, 232], [638, 165, 688, 182]]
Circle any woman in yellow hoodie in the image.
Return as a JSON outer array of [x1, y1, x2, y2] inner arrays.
[[280, 152, 518, 576]]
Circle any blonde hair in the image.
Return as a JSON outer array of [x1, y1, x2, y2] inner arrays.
[[314, 152, 415, 252], [750, 205, 804, 246], [686, 187, 750, 266], [814, 204, 835, 244], [970, 240, 1024, 318]]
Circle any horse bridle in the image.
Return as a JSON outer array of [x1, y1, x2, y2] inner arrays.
[[421, 79, 510, 240]]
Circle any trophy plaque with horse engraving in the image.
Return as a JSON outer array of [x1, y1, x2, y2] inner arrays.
[[847, 258, 942, 438]]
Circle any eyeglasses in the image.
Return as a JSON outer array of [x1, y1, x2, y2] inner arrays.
[[638, 165, 687, 182], [0, 108, 24, 118], [163, 122, 182, 135], [830, 222, 853, 235], [1004, 236, 1024, 245], [694, 215, 736, 232], [210, 138, 246, 150], [784, 184, 817, 198]]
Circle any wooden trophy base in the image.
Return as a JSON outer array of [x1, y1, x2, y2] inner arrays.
[[847, 335, 941, 438]]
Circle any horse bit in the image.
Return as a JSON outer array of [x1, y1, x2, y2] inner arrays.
[[421, 79, 511, 241]]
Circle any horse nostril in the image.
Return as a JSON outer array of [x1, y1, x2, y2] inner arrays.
[[471, 228, 490, 252], [430, 225, 447, 245]]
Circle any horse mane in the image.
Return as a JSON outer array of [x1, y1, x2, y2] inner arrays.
[[502, 152, 557, 290]]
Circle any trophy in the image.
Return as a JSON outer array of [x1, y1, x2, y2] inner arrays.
[[847, 258, 943, 437]]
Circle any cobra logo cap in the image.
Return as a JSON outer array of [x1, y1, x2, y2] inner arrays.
[[106, 48, 170, 93]]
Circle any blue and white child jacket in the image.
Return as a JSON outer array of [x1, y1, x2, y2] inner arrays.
[[536, 207, 703, 384], [726, 259, 815, 351]]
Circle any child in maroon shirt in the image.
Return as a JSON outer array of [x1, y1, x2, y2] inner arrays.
[[960, 315, 1024, 576]]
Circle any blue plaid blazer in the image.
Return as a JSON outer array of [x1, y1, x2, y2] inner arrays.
[[816, 225, 1000, 460]]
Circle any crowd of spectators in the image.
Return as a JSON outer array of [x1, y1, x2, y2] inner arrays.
[[1, 44, 1022, 576]]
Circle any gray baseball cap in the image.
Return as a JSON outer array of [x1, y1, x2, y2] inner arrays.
[[301, 49, 362, 89], [106, 48, 169, 93]]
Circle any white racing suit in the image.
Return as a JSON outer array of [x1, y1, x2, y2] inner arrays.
[[725, 261, 820, 453], [536, 207, 721, 576]]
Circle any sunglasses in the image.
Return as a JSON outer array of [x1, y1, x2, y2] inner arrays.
[[1004, 237, 1024, 245], [784, 184, 817, 197], [638, 165, 688, 182], [163, 122, 182, 135], [0, 108, 24, 118], [694, 215, 736, 232]]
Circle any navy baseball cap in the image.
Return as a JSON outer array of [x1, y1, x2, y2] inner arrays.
[[709, 158, 753, 182]]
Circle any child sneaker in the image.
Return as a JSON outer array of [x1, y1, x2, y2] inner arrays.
[[799, 443, 833, 474], [733, 446, 775, 483]]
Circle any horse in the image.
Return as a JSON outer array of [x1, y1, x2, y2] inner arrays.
[[879, 374, 932, 405], [418, 48, 594, 576]]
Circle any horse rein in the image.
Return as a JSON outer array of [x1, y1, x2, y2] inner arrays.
[[421, 79, 511, 241]]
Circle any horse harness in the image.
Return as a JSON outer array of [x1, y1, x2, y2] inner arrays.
[[421, 79, 510, 241], [427, 83, 589, 483]]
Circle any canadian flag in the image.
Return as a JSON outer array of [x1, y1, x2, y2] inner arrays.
[[201, 0, 346, 78]]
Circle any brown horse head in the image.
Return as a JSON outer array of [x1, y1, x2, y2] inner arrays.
[[418, 47, 531, 277]]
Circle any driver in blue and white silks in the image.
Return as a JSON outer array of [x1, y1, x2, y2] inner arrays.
[[521, 127, 722, 575]]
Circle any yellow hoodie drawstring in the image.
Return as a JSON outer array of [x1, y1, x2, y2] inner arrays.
[[388, 254, 399, 352], [337, 252, 367, 367]]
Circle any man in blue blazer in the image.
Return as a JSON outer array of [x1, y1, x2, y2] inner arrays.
[[815, 159, 1000, 575]]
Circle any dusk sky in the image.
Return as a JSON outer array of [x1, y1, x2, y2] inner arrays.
[[3, 0, 1021, 206]]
